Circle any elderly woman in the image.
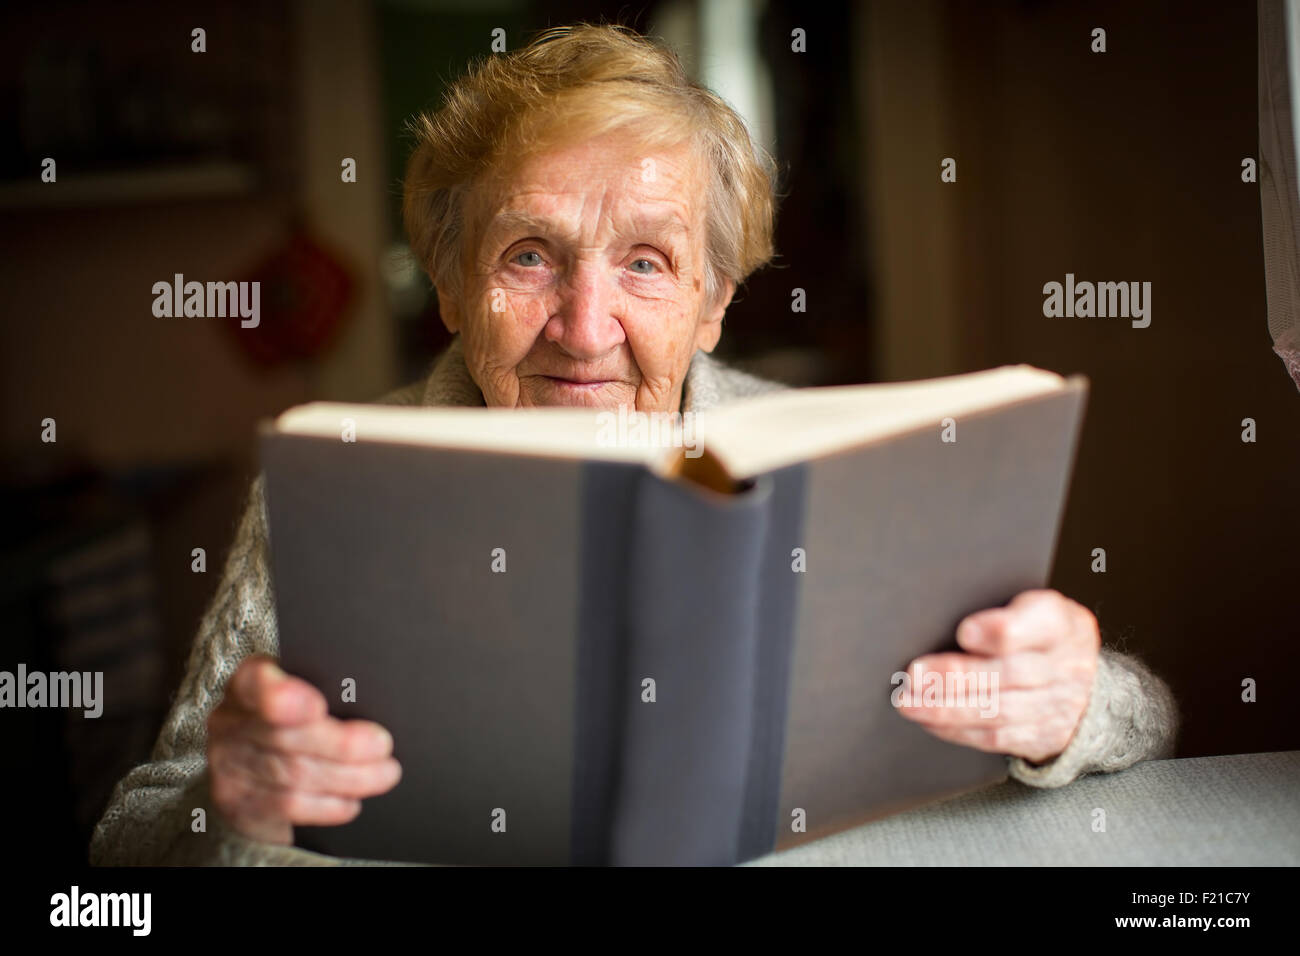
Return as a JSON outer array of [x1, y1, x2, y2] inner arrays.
[[91, 24, 1177, 865]]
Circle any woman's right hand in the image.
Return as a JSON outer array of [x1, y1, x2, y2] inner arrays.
[[206, 654, 402, 845]]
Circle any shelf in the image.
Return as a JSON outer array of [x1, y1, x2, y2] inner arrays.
[[0, 162, 260, 209]]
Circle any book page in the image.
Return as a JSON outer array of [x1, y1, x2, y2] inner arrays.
[[272, 364, 1069, 482], [700, 365, 1069, 478], [273, 402, 680, 468]]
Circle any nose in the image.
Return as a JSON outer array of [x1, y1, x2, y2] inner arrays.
[[544, 259, 625, 360]]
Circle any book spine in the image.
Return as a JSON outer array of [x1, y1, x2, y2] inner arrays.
[[736, 464, 806, 861], [569, 462, 641, 865], [606, 470, 775, 866]]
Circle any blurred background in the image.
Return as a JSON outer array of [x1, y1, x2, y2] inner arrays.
[[1, 0, 1296, 865]]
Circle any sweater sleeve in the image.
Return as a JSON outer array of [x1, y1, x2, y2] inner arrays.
[[1006, 646, 1180, 789], [89, 474, 339, 865]]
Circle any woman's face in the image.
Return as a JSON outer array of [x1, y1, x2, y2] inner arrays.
[[438, 132, 733, 413]]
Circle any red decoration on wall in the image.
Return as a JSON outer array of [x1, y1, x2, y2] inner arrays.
[[230, 230, 356, 366]]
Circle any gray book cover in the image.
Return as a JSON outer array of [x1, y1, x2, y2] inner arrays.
[[261, 375, 1087, 865]]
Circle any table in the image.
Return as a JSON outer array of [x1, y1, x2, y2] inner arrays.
[[746, 751, 1300, 866]]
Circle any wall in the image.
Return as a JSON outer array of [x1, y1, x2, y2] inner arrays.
[[857, 0, 1300, 758]]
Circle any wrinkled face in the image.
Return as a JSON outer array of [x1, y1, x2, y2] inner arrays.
[[438, 132, 733, 412]]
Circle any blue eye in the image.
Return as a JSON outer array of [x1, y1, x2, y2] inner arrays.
[[630, 258, 657, 274], [513, 251, 543, 267]]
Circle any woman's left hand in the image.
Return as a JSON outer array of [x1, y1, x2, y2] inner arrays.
[[894, 588, 1101, 763]]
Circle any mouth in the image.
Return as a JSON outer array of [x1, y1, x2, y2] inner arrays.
[[542, 376, 614, 391]]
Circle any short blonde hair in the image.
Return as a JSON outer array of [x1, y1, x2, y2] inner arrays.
[[402, 23, 777, 305]]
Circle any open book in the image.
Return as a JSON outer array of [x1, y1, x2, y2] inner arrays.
[[260, 364, 1089, 865]]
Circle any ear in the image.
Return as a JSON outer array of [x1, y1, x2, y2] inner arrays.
[[694, 277, 735, 353], [435, 283, 461, 334]]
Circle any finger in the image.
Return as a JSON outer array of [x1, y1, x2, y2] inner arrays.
[[916, 719, 1076, 763], [209, 752, 365, 836], [955, 591, 1076, 656], [905, 651, 1058, 690], [895, 686, 1062, 728], [208, 707, 394, 764], [237, 785, 364, 829], [909, 721, 1032, 756], [896, 684, 1091, 760], [1003, 589, 1100, 652], [239, 716, 395, 763], [229, 740, 403, 798], [225, 656, 328, 726]]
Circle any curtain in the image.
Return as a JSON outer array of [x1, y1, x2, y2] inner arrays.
[[1259, 0, 1300, 390]]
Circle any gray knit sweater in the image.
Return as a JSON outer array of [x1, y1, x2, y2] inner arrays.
[[90, 338, 1179, 865]]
